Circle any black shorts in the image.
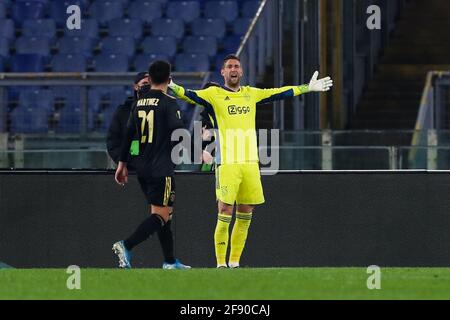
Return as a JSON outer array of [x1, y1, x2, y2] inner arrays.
[[137, 176, 176, 207]]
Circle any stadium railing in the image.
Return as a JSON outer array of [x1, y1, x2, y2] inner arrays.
[[410, 71, 450, 168], [2, 142, 449, 171], [0, 71, 208, 137], [236, 0, 271, 86]]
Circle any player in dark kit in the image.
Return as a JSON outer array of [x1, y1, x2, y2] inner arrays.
[[112, 60, 190, 269]]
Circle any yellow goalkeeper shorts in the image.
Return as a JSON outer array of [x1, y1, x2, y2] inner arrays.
[[215, 163, 265, 205]]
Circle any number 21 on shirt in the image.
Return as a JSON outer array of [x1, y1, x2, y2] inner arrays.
[[138, 110, 154, 143]]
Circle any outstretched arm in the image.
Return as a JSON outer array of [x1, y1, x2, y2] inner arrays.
[[168, 80, 213, 108], [255, 71, 333, 105]]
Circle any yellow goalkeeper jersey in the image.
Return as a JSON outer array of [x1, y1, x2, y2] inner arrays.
[[170, 84, 309, 164]]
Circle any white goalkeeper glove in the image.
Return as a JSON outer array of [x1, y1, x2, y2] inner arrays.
[[308, 71, 333, 92], [168, 78, 176, 89]]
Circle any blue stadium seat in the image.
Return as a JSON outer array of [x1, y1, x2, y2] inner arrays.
[[0, 19, 15, 40], [134, 53, 170, 71], [0, 56, 4, 72], [127, 0, 162, 25], [89, 0, 124, 26], [93, 54, 129, 72], [166, 1, 200, 23], [88, 86, 127, 113], [53, 86, 81, 106], [191, 18, 226, 39], [10, 54, 45, 72], [15, 37, 51, 56], [65, 19, 99, 38], [214, 52, 228, 70], [175, 53, 210, 72], [58, 36, 96, 57], [222, 35, 242, 53], [233, 18, 252, 35], [12, 1, 47, 23], [183, 36, 217, 57], [57, 105, 81, 133], [53, 86, 83, 133], [151, 18, 185, 40], [99, 106, 116, 132], [209, 71, 224, 85], [101, 36, 136, 57], [19, 89, 53, 110], [0, 38, 9, 58], [108, 18, 143, 40], [0, 3, 6, 19], [141, 36, 177, 57], [51, 54, 87, 72], [22, 19, 57, 38], [10, 106, 50, 133], [204, 1, 239, 23], [241, 1, 260, 18], [50, 0, 91, 26], [11, 89, 53, 133]]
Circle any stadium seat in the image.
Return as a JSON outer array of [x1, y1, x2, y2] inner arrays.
[[175, 53, 210, 72], [57, 105, 81, 133], [10, 106, 50, 133], [141, 36, 177, 57], [10, 54, 45, 72], [151, 18, 185, 40], [127, 0, 162, 25], [0, 19, 15, 40], [166, 1, 200, 23], [11, 89, 53, 133], [93, 54, 129, 72], [53, 86, 81, 107], [222, 35, 242, 53], [108, 18, 143, 40], [99, 106, 116, 132], [50, 0, 91, 26], [15, 37, 51, 56], [0, 38, 9, 58], [89, 0, 124, 26], [22, 19, 57, 38], [204, 1, 239, 23], [58, 36, 96, 57], [12, 1, 47, 23], [241, 1, 261, 18], [51, 54, 87, 72], [233, 18, 252, 35], [191, 18, 226, 39], [0, 56, 4, 72], [101, 36, 136, 57], [0, 3, 5, 19], [214, 52, 228, 70], [19, 89, 53, 110], [88, 86, 127, 115], [134, 53, 170, 71], [183, 36, 217, 57], [65, 19, 99, 38]]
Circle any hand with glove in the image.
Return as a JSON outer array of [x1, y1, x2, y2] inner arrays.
[[308, 71, 333, 92]]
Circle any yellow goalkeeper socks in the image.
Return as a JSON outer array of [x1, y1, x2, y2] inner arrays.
[[214, 213, 232, 267], [229, 212, 253, 266]]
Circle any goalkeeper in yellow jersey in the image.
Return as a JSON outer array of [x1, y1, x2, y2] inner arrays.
[[169, 54, 333, 268]]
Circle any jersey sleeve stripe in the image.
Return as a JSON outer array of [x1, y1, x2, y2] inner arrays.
[[256, 89, 295, 105]]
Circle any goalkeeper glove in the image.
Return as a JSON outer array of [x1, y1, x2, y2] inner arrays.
[[308, 71, 333, 92]]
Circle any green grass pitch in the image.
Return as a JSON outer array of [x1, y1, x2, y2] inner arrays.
[[1, 268, 450, 300]]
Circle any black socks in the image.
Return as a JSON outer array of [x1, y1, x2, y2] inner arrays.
[[124, 214, 165, 251], [158, 220, 176, 264]]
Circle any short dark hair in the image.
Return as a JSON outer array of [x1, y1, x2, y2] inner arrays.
[[222, 54, 240, 68], [202, 82, 221, 89], [148, 60, 171, 85]]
